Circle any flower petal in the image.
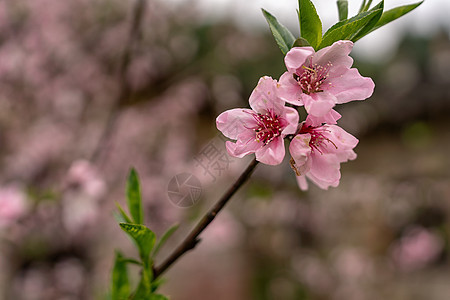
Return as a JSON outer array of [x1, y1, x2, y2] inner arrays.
[[289, 134, 312, 175], [278, 72, 303, 106], [312, 40, 354, 70], [306, 173, 340, 190], [226, 136, 260, 158], [326, 68, 375, 104], [281, 107, 299, 135], [335, 149, 357, 163], [302, 92, 337, 117], [255, 136, 285, 165], [326, 125, 359, 150], [249, 76, 284, 115], [305, 109, 341, 127], [285, 47, 315, 73], [216, 108, 256, 140], [308, 153, 341, 186], [296, 175, 309, 191]]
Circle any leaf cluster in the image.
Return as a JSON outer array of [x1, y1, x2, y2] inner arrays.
[[111, 169, 178, 300], [263, 0, 423, 55]]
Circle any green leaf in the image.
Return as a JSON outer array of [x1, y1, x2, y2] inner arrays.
[[262, 8, 296, 55], [292, 37, 311, 48], [337, 0, 348, 21], [358, 0, 366, 12], [131, 267, 153, 300], [152, 224, 179, 257], [363, 0, 373, 11], [325, 9, 371, 36], [126, 168, 143, 224], [319, 8, 382, 49], [111, 251, 130, 300], [119, 258, 142, 266], [298, 0, 322, 49], [120, 223, 156, 264], [352, 1, 384, 42], [116, 202, 132, 224], [370, 1, 423, 33]]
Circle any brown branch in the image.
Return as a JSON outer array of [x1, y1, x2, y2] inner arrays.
[[153, 157, 259, 278], [91, 0, 147, 164]]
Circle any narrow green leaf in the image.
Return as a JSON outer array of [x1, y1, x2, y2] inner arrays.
[[111, 251, 130, 300], [352, 1, 384, 42], [120, 223, 156, 264], [298, 0, 322, 49], [119, 258, 142, 266], [319, 8, 382, 49], [292, 37, 311, 48], [116, 202, 132, 224], [358, 0, 367, 13], [262, 8, 296, 55], [325, 9, 372, 35], [363, 0, 373, 11], [126, 168, 143, 224], [370, 1, 423, 33], [337, 0, 348, 21], [152, 224, 179, 257]]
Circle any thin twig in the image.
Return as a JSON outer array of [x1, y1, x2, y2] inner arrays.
[[153, 158, 259, 278], [91, 0, 147, 164]]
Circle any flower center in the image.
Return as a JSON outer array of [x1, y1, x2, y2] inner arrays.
[[293, 62, 331, 94], [300, 124, 337, 154], [250, 111, 282, 145]]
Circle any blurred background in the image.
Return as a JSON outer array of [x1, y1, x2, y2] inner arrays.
[[0, 0, 449, 299]]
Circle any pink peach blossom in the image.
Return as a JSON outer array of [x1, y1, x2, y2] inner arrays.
[[391, 226, 443, 271], [278, 40, 374, 117], [65, 160, 106, 199], [0, 184, 28, 227], [289, 116, 358, 190], [216, 76, 299, 165]]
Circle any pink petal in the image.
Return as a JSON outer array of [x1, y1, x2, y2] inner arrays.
[[312, 40, 354, 70], [278, 72, 303, 106], [326, 68, 375, 104], [306, 173, 340, 190], [289, 134, 312, 175], [226, 137, 260, 158], [285, 47, 315, 73], [327, 125, 359, 150], [326, 64, 349, 79], [305, 109, 341, 127], [296, 175, 309, 191], [216, 108, 256, 140], [249, 76, 285, 115], [309, 153, 341, 185], [281, 106, 300, 135], [255, 136, 285, 165], [335, 149, 357, 163], [302, 92, 337, 117]]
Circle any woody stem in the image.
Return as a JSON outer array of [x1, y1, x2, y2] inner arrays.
[[153, 157, 259, 278]]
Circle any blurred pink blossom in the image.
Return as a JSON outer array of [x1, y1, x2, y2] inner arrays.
[[217, 76, 299, 165], [62, 160, 106, 233], [65, 160, 106, 199], [278, 41, 374, 117], [392, 226, 443, 271], [0, 184, 28, 227]]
